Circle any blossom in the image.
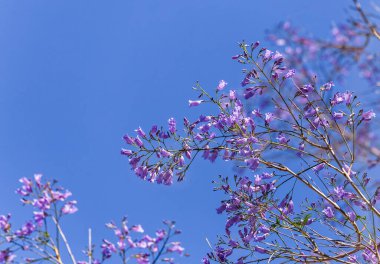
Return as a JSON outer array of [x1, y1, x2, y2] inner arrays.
[[101, 240, 117, 259], [276, 133, 289, 146], [135, 127, 146, 138], [347, 211, 356, 222], [33, 211, 46, 226], [32, 197, 51, 211], [284, 69, 295, 79], [229, 90, 236, 100], [168, 118, 176, 133], [312, 163, 325, 173], [167, 242, 185, 254], [34, 174, 42, 187], [217, 80, 228, 91], [331, 91, 352, 105], [15, 221, 35, 237], [0, 214, 11, 232], [123, 134, 135, 144], [16, 177, 33, 196], [300, 84, 313, 93], [61, 200, 78, 214], [321, 81, 334, 91], [362, 110, 375, 121], [131, 225, 144, 233], [0, 250, 15, 263], [189, 100, 204, 107], [254, 246, 268, 254], [134, 136, 144, 147], [264, 112, 275, 125], [262, 49, 273, 61], [202, 257, 211, 264], [121, 148, 133, 156], [245, 157, 259, 171], [333, 111, 344, 119], [322, 207, 334, 218], [215, 246, 233, 262]]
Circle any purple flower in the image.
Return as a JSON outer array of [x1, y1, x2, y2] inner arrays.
[[215, 246, 233, 262], [0, 250, 15, 263], [129, 157, 140, 169], [162, 258, 175, 263], [333, 111, 344, 119], [297, 142, 305, 157], [16, 177, 33, 196], [167, 242, 184, 254], [34, 174, 42, 187], [168, 118, 176, 133], [217, 80, 228, 91], [51, 190, 72, 201], [159, 148, 173, 158], [188, 100, 203, 107], [362, 248, 377, 263], [331, 92, 344, 105], [131, 225, 144, 233], [121, 148, 133, 156], [284, 69, 295, 79], [229, 90, 236, 100], [157, 170, 173, 185], [276, 133, 289, 146], [273, 51, 283, 60], [262, 49, 273, 61], [334, 186, 346, 200], [135, 127, 146, 138], [134, 166, 148, 179], [15, 221, 35, 237], [347, 211, 356, 222], [135, 254, 150, 264], [33, 211, 46, 226], [254, 246, 268, 254], [264, 112, 274, 125], [202, 257, 211, 264], [101, 240, 117, 259], [32, 197, 51, 211], [342, 91, 353, 105], [312, 163, 325, 173], [150, 125, 158, 135], [134, 136, 144, 147], [253, 232, 268, 242], [343, 164, 357, 177], [244, 87, 256, 99], [61, 200, 78, 214], [259, 225, 270, 234], [300, 84, 313, 94], [362, 110, 376, 121], [322, 207, 334, 218], [245, 157, 259, 171], [279, 199, 294, 216], [254, 174, 262, 185], [322, 81, 334, 91], [259, 172, 271, 180], [123, 134, 135, 144], [216, 203, 227, 214], [0, 214, 11, 232]]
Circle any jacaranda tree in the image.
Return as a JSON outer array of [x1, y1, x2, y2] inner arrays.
[[1, 1, 379, 263]]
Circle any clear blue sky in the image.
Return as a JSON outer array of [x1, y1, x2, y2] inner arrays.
[[0, 1, 354, 263]]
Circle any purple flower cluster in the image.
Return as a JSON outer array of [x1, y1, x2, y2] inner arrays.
[[122, 39, 380, 263], [78, 219, 185, 264], [267, 21, 380, 86], [16, 174, 78, 224], [0, 176, 187, 264]]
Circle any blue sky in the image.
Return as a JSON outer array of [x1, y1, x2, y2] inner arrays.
[[0, 1, 356, 263]]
